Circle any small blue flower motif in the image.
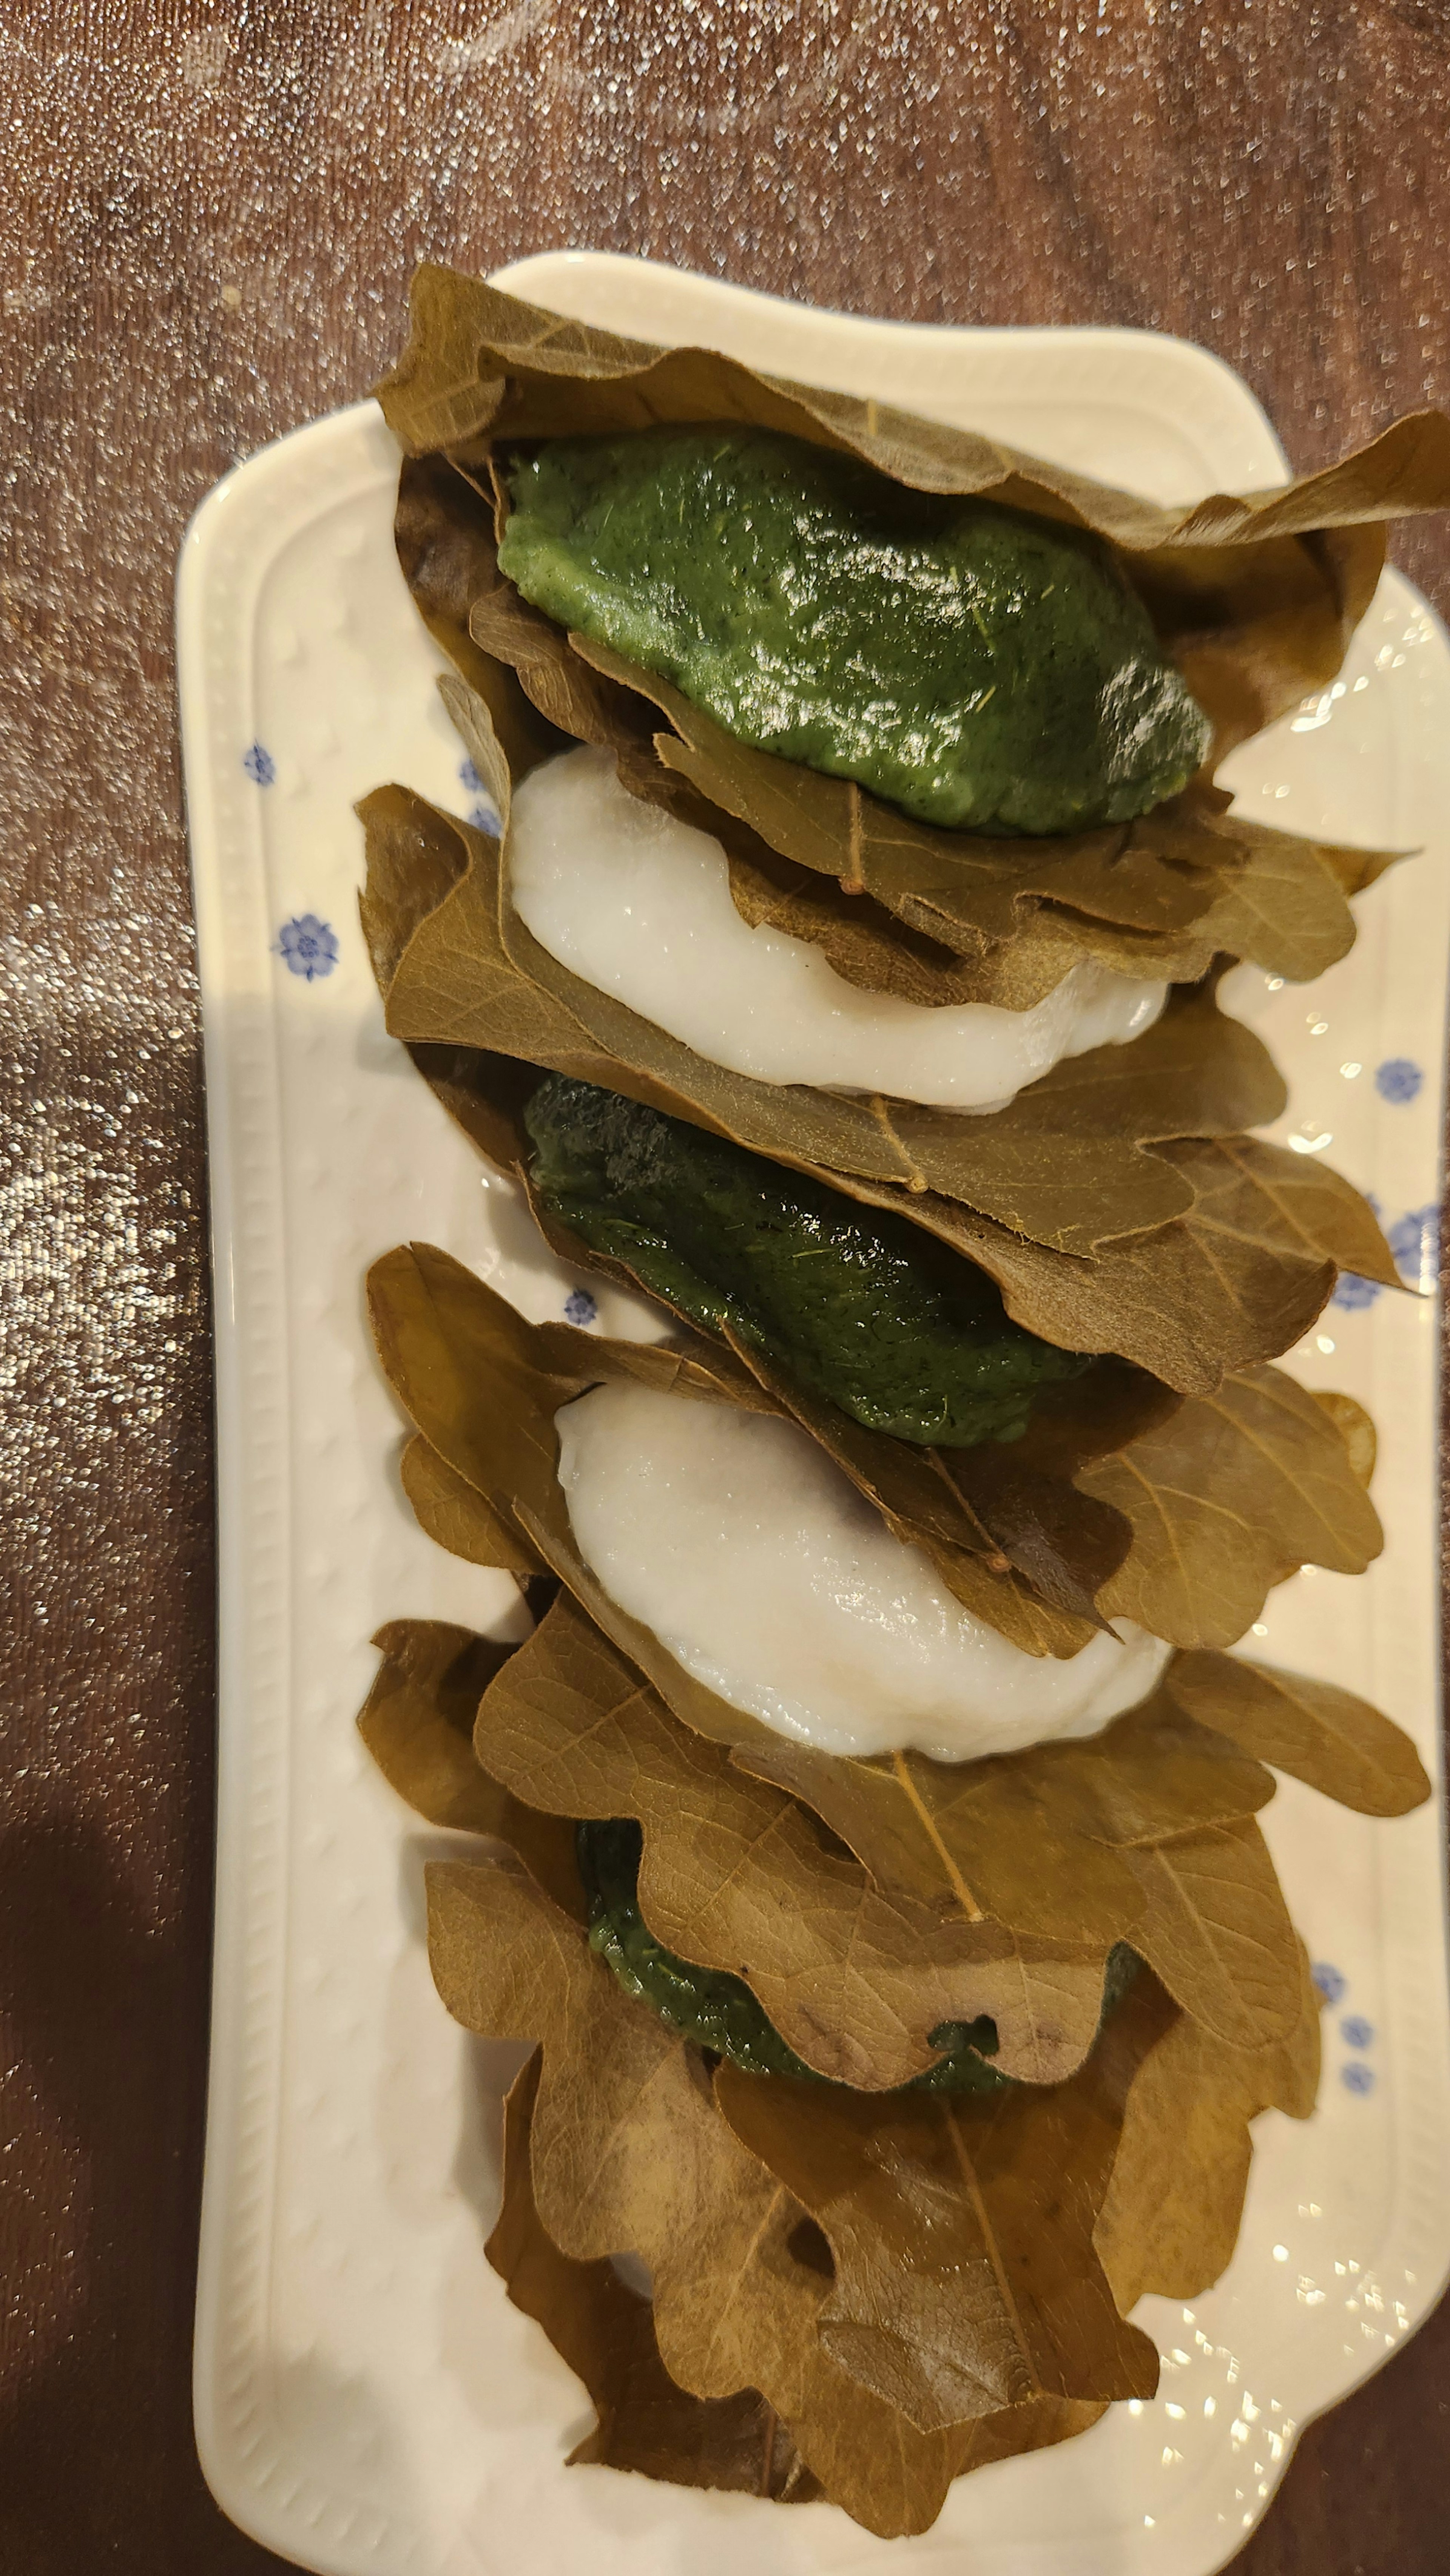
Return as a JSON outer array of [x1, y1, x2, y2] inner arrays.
[[1387, 1204, 1440, 1292], [1330, 1273, 1383, 1313], [1312, 1962, 1347, 2005], [1341, 2016, 1375, 2050], [275, 914, 339, 982], [243, 742, 276, 786], [1380, 1056, 1421, 1108], [563, 1287, 598, 1328], [1375, 1058, 1423, 1106], [460, 755, 500, 830], [1341, 2062, 1376, 2096]]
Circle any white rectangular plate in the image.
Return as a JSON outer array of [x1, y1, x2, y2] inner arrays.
[[181, 253, 1450, 2576]]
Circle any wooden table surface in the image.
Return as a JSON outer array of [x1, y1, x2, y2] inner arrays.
[[4, 4, 1448, 2568]]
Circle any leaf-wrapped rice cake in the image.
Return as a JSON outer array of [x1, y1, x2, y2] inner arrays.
[[497, 425, 1213, 835], [375, 266, 1450, 1014], [355, 1617, 1364, 2533], [356, 701, 1402, 1392], [506, 741, 1172, 1110], [526, 1071, 1092, 1449], [366, 1233, 1383, 1673]]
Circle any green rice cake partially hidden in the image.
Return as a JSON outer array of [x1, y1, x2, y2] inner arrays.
[[526, 1075, 1087, 1450], [578, 1817, 1009, 2092], [578, 1818, 1140, 2094], [498, 424, 1212, 836]]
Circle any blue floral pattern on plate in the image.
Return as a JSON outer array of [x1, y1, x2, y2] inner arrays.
[[1330, 1273, 1383, 1313], [1387, 1204, 1440, 1291], [243, 742, 276, 786], [563, 1287, 598, 1327], [1332, 1195, 1441, 1307], [1312, 1968, 1378, 2095], [1374, 1057, 1423, 1104], [460, 757, 500, 837], [276, 915, 339, 982]]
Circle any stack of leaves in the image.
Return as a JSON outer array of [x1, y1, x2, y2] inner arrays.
[[369, 1240, 1387, 1669], [355, 1597, 1424, 2532], [357, 1239, 1425, 2521], [357, 272, 1450, 1384], [358, 683, 1402, 1394], [375, 264, 1450, 955], [352, 270, 1442, 2526]]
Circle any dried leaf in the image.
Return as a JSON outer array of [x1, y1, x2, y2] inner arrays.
[[642, 677, 1401, 990], [461, 513, 658, 762], [360, 770, 1397, 1390], [1081, 1365, 1384, 1648], [416, 1676, 1340, 2521], [714, 1984, 1164, 2433], [1116, 1817, 1302, 2051], [1311, 1387, 1377, 1487], [1095, 1945, 1321, 2310], [472, 1589, 1115, 2088], [359, 1618, 517, 1830], [487, 2053, 820, 2502], [429, 1857, 1158, 2475], [489, 2043, 1112, 2534], [357, 764, 475, 991], [1185, 819, 1407, 985], [1164, 1651, 1430, 1815], [392, 452, 569, 780], [430, 1855, 845, 2420], [850, 1131, 1399, 1394], [400, 1432, 544, 1574], [377, 263, 1441, 535], [357, 1620, 583, 1915], [724, 843, 1075, 1009], [518, 606, 1364, 996], [581, 634, 1231, 923], [728, 1708, 1299, 2050]]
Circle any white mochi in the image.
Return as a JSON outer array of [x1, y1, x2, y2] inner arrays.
[[555, 1383, 1171, 1763], [508, 746, 1167, 1113]]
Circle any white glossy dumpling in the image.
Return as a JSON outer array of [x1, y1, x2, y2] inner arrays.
[[555, 1382, 1171, 1763], [509, 746, 1167, 1113]]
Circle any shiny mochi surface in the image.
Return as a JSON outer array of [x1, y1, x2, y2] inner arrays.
[[499, 425, 1213, 833], [555, 1381, 1172, 1762], [509, 746, 1168, 1111]]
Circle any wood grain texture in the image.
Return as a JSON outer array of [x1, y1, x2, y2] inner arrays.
[[2, 3, 1446, 2568]]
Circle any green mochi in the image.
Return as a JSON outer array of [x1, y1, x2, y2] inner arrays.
[[526, 1075, 1087, 1451], [499, 424, 1211, 836]]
